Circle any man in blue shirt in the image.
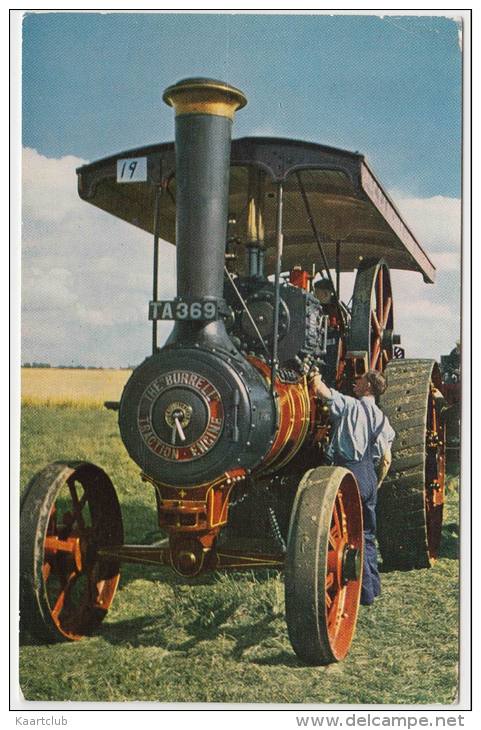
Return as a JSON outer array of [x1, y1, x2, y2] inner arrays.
[[309, 369, 395, 605]]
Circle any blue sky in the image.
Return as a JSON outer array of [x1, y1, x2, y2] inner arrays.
[[23, 13, 461, 196], [20, 12, 462, 366]]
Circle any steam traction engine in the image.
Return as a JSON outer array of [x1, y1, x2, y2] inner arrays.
[[20, 79, 446, 664]]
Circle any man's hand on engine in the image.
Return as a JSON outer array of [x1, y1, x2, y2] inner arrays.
[[308, 367, 332, 400]]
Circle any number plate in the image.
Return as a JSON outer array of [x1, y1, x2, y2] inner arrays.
[[149, 300, 219, 321], [117, 157, 147, 183]]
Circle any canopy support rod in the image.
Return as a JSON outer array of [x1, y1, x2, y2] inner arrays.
[[152, 185, 163, 354], [270, 181, 284, 394], [336, 239, 341, 298], [295, 172, 345, 326]]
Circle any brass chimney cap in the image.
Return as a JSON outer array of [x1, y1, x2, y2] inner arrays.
[[163, 77, 247, 119]]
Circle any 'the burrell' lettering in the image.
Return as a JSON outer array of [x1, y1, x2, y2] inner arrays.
[[138, 370, 224, 462]]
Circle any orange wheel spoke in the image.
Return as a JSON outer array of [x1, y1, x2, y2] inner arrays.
[[329, 527, 341, 548], [327, 592, 341, 630], [328, 587, 347, 634], [336, 494, 348, 538], [325, 572, 335, 590], [382, 295, 392, 328], [331, 499, 342, 536], [371, 340, 381, 369], [42, 562, 51, 582], [51, 571, 77, 618], [325, 490, 356, 646], [327, 595, 337, 625], [45, 535, 80, 557], [371, 311, 381, 335], [377, 267, 383, 317], [430, 397, 438, 432]]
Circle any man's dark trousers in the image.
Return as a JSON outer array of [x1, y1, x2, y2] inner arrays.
[[331, 399, 384, 605], [334, 449, 380, 605]]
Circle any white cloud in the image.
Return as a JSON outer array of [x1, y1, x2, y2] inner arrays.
[[339, 190, 461, 361], [249, 125, 278, 137], [23, 267, 77, 310], [388, 192, 461, 254], [395, 297, 455, 321], [20, 148, 462, 366], [431, 251, 460, 272], [21, 148, 176, 367], [22, 148, 84, 224], [379, 192, 461, 358], [388, 267, 460, 359]]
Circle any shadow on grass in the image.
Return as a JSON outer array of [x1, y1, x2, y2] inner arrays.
[[98, 602, 297, 666], [118, 563, 282, 591], [187, 613, 280, 660], [98, 611, 228, 650], [20, 606, 303, 667], [250, 651, 306, 667], [221, 618, 305, 667], [99, 609, 308, 667], [18, 630, 49, 648], [439, 522, 459, 560], [19, 561, 281, 649]]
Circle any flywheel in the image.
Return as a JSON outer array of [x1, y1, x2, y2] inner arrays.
[[350, 258, 397, 372], [377, 359, 446, 569]]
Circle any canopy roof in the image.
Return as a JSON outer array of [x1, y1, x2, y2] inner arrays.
[[77, 137, 435, 283]]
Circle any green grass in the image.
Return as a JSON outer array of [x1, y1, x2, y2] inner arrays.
[[19, 405, 459, 704]]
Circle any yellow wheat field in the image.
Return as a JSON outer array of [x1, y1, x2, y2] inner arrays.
[[21, 368, 132, 407]]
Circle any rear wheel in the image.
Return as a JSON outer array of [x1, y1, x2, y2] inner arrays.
[[20, 461, 123, 642], [285, 466, 363, 665], [378, 360, 446, 569]]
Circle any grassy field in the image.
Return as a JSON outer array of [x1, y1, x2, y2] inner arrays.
[[18, 403, 460, 704], [21, 367, 131, 407]]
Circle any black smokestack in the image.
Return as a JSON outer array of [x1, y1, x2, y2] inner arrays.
[[162, 78, 247, 303]]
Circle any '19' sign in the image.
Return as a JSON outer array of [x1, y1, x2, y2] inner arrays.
[[116, 157, 148, 183]]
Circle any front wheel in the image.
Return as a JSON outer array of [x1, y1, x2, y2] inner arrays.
[[285, 466, 363, 665], [20, 461, 124, 642]]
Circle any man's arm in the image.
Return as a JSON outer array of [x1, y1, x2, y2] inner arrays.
[[309, 371, 333, 400], [308, 369, 355, 420], [374, 417, 395, 487], [376, 448, 392, 488]]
